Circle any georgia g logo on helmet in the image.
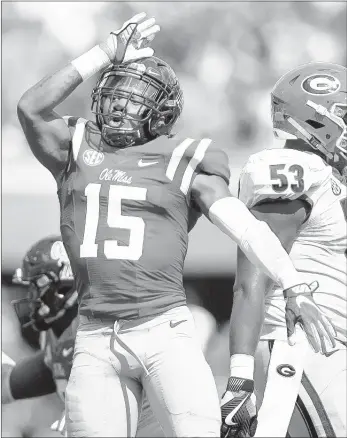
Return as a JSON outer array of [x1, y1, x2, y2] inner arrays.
[[301, 74, 341, 95]]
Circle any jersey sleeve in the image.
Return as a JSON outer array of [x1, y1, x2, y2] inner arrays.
[[238, 149, 326, 208], [165, 137, 230, 202], [196, 140, 230, 184], [59, 116, 88, 179], [62, 116, 79, 129]]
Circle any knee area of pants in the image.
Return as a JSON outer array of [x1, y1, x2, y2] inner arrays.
[[172, 417, 220, 438]]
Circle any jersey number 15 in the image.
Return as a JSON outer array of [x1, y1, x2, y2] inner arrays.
[[80, 183, 147, 260]]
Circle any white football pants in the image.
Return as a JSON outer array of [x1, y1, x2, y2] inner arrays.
[[65, 305, 220, 437]]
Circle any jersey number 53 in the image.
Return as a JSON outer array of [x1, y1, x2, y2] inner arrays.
[[270, 164, 304, 193]]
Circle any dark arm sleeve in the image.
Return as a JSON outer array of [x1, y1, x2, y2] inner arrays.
[[9, 350, 56, 400]]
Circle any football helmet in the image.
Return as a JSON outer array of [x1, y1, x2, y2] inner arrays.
[[91, 56, 184, 147], [271, 62, 347, 171], [12, 236, 77, 333]]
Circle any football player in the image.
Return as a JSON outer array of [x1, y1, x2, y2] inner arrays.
[[221, 62, 347, 437], [2, 236, 217, 437], [1, 235, 76, 437], [2, 237, 76, 437], [17, 12, 333, 436]]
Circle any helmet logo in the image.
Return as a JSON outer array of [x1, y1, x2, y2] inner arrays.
[[51, 241, 73, 280], [129, 62, 146, 73], [83, 150, 104, 166], [147, 67, 161, 78], [302, 74, 340, 95], [51, 241, 69, 263]]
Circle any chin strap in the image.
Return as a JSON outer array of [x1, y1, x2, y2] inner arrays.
[[101, 125, 139, 148], [287, 116, 333, 159]]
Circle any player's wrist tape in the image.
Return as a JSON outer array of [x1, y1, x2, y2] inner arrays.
[[208, 197, 302, 289], [230, 354, 254, 380], [71, 45, 111, 81], [283, 289, 312, 299]]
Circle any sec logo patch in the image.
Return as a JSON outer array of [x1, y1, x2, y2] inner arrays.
[[277, 364, 296, 377], [302, 74, 340, 95], [83, 149, 104, 166]]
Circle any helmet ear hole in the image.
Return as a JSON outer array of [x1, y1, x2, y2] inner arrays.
[[306, 119, 325, 129], [150, 113, 176, 137]]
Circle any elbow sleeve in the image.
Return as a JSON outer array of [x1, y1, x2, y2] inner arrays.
[[209, 197, 301, 289]]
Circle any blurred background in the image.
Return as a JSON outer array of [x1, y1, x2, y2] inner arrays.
[[2, 0, 347, 326], [1, 3, 346, 433], [3, 1, 346, 276], [2, 0, 346, 339]]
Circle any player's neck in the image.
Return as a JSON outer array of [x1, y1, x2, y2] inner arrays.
[[285, 139, 346, 180], [284, 139, 326, 160], [284, 139, 314, 154]]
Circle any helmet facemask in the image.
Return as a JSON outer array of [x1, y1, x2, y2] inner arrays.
[[12, 262, 76, 332], [91, 61, 183, 148]]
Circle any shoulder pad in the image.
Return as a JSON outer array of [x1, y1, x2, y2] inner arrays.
[[239, 148, 328, 208], [63, 117, 88, 162], [165, 137, 230, 196]]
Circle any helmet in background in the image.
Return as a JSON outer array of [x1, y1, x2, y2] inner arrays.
[[12, 236, 77, 337], [271, 62, 347, 172]]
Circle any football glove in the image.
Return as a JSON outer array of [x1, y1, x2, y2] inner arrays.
[[99, 12, 160, 64], [284, 281, 337, 355], [221, 377, 257, 438]]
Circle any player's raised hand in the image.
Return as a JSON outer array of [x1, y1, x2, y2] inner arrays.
[[221, 377, 258, 438], [284, 281, 337, 355], [99, 12, 160, 64]]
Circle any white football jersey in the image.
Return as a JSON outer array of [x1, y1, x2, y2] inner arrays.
[[239, 148, 347, 347]]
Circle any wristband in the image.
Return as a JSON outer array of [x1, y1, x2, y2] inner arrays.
[[283, 281, 318, 299], [230, 354, 254, 380], [283, 289, 312, 299], [71, 45, 111, 81]]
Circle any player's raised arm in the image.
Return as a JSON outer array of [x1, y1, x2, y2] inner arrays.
[[17, 12, 159, 179]]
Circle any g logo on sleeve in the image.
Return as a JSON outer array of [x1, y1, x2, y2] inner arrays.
[[301, 74, 341, 95], [277, 364, 296, 377]]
